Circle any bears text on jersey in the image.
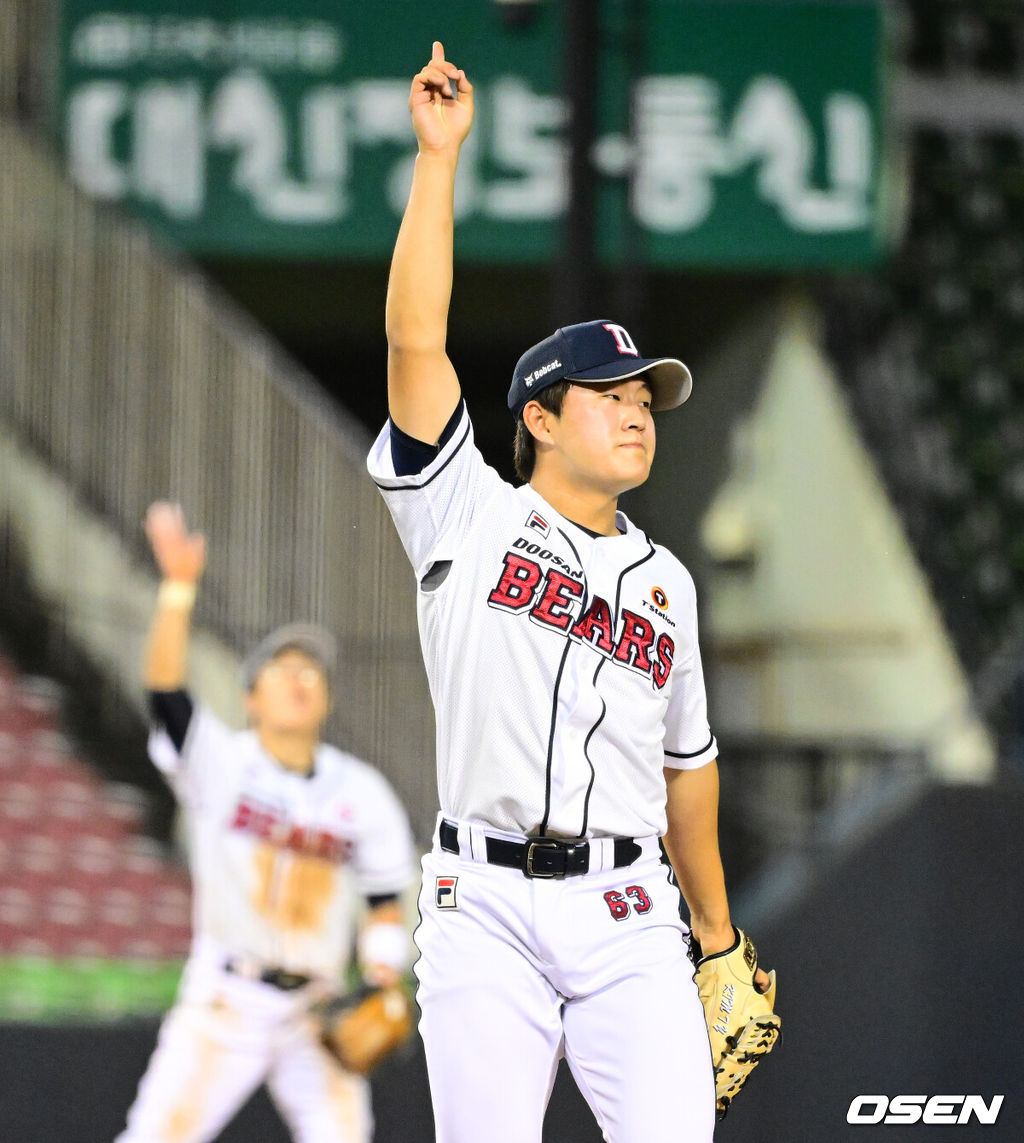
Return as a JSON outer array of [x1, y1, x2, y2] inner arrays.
[[487, 550, 675, 691], [232, 795, 356, 863]]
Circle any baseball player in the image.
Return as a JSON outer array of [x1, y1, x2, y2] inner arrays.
[[365, 44, 774, 1142], [113, 502, 415, 1143]]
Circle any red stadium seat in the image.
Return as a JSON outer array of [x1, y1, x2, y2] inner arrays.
[[0, 656, 194, 969]]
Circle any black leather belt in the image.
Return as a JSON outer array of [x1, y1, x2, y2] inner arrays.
[[439, 819, 642, 879], [224, 959, 312, 991]]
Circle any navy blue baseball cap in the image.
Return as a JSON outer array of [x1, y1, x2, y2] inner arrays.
[[508, 320, 692, 418]]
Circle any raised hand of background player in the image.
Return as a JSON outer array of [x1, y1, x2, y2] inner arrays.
[[144, 501, 207, 584], [409, 41, 473, 154]]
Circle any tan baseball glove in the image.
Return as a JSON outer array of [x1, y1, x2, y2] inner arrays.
[[316, 985, 413, 1075], [693, 927, 781, 1118]]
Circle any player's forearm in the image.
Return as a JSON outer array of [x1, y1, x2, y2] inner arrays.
[[663, 763, 734, 954], [360, 900, 408, 987], [668, 839, 732, 953], [144, 582, 196, 690], [386, 150, 459, 354], [385, 150, 463, 439]]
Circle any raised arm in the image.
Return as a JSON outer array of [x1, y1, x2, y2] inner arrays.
[[143, 501, 206, 691], [386, 41, 474, 443]]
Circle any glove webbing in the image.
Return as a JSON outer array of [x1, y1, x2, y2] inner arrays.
[[715, 1014, 782, 1118]]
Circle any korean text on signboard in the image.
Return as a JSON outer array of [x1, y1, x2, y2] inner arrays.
[[58, 0, 886, 267]]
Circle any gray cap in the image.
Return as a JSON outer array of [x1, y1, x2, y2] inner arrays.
[[241, 623, 337, 691]]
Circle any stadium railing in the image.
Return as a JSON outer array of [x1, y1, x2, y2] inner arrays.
[[0, 115, 438, 843]]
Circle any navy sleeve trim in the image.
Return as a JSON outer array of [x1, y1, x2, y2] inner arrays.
[[389, 399, 465, 477], [148, 689, 194, 753], [374, 408, 472, 492], [665, 733, 715, 760]]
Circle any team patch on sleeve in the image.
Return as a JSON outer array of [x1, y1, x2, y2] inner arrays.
[[435, 876, 459, 909]]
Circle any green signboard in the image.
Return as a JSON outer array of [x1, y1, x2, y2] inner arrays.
[[57, 0, 886, 268]]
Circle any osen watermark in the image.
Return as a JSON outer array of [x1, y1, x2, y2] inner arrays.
[[847, 1095, 1004, 1125]]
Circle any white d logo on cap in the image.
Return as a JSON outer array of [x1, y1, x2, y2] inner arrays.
[[602, 323, 639, 356]]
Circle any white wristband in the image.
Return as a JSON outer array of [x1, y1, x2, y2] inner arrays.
[[157, 580, 197, 610], [358, 922, 409, 976]]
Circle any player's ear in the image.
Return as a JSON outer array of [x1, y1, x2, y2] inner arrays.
[[522, 399, 556, 443]]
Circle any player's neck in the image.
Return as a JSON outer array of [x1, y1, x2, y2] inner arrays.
[[529, 472, 620, 536], [256, 726, 319, 775]]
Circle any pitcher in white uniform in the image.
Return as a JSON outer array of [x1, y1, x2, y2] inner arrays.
[[113, 502, 415, 1143], [366, 42, 771, 1143]]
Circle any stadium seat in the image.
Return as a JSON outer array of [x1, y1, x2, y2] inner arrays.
[[0, 654, 193, 972]]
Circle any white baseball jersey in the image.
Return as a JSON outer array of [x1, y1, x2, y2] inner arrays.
[[367, 402, 717, 840], [149, 706, 414, 981]]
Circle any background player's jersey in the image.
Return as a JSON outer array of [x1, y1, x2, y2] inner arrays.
[[368, 403, 717, 839], [150, 707, 414, 980]]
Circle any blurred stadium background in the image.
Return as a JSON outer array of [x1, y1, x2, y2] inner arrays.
[[1, 0, 1022, 1139]]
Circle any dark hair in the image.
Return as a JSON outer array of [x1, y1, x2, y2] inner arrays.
[[513, 380, 572, 482]]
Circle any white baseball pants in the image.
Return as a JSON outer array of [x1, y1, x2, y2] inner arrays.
[[414, 821, 716, 1143], [114, 960, 371, 1143]]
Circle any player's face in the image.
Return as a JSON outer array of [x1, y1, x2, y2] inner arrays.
[[246, 650, 329, 735], [547, 378, 656, 495]]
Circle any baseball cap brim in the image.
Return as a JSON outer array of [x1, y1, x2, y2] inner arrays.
[[565, 357, 692, 412]]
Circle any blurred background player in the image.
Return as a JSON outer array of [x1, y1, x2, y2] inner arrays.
[[113, 501, 415, 1143]]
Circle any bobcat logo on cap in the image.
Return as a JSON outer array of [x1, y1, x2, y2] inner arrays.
[[524, 358, 563, 387]]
